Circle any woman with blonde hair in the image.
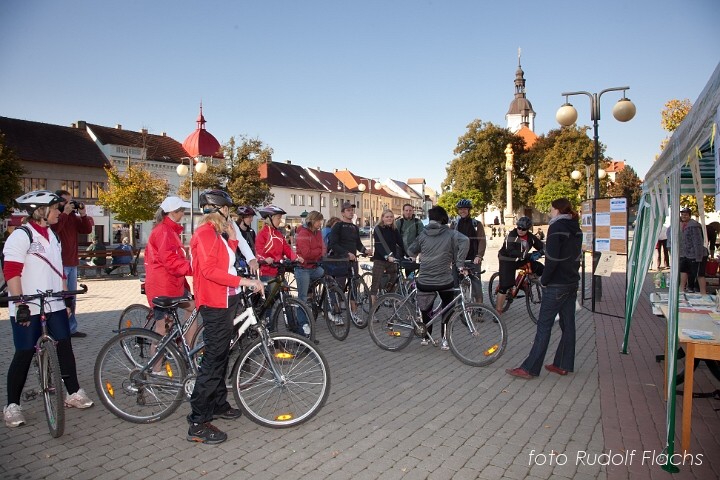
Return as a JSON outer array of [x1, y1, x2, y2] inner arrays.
[[186, 189, 264, 444], [370, 209, 406, 304]]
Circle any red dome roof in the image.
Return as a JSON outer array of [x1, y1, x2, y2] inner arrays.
[[182, 104, 224, 159]]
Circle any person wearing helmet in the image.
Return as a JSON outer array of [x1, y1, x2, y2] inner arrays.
[[51, 189, 94, 338], [3, 191, 94, 428], [235, 206, 257, 255], [454, 199, 486, 265], [227, 206, 259, 276], [495, 216, 545, 315], [187, 189, 264, 445]]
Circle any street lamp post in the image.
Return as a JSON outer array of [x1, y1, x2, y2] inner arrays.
[[357, 178, 382, 226], [571, 165, 607, 200], [556, 87, 636, 312], [176, 156, 208, 236]]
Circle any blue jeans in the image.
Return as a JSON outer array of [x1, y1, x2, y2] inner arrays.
[[520, 283, 578, 376], [294, 266, 325, 303], [64, 266, 78, 333]]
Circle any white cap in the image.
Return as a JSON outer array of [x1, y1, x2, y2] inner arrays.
[[160, 196, 191, 213]]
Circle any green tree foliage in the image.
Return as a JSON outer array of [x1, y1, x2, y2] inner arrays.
[[437, 189, 484, 219], [97, 164, 169, 246], [606, 165, 642, 206], [534, 181, 580, 213], [680, 195, 715, 216], [445, 119, 530, 213], [0, 133, 28, 218], [526, 125, 598, 201]]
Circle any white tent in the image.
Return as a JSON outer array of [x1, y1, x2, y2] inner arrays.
[[622, 62, 719, 471]]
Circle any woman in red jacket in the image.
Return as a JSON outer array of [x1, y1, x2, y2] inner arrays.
[[294, 211, 327, 328], [186, 190, 263, 445], [144, 196, 194, 340]]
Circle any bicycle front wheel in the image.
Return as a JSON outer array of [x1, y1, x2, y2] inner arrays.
[[487, 272, 510, 312], [231, 333, 330, 428], [323, 284, 350, 340], [118, 303, 154, 331], [347, 276, 371, 329], [272, 298, 314, 339], [447, 303, 507, 367], [37, 340, 65, 438], [525, 277, 543, 324], [368, 293, 415, 351], [94, 329, 186, 423]]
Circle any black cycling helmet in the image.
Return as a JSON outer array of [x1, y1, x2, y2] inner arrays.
[[15, 190, 63, 215], [258, 205, 287, 219], [236, 205, 256, 217], [456, 199, 472, 209], [516, 216, 533, 230], [199, 189, 233, 214]]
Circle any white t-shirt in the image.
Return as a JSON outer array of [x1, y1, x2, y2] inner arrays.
[[3, 224, 65, 316]]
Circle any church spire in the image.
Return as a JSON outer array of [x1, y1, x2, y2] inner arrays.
[[506, 48, 536, 134]]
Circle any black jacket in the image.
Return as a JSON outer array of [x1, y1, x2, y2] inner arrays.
[[499, 229, 544, 263], [327, 221, 366, 259], [371, 225, 405, 261], [541, 217, 583, 286]]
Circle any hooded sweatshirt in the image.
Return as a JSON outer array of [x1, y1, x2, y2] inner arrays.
[[407, 221, 469, 288]]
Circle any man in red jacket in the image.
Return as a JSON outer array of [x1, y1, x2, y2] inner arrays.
[[51, 190, 94, 337]]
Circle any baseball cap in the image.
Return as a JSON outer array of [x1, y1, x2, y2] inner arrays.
[[679, 207, 691, 213], [160, 196, 192, 213], [341, 202, 356, 210]]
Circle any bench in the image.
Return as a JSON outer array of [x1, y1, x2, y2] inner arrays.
[[77, 248, 142, 277]]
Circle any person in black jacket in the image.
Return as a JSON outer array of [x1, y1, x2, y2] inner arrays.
[[494, 216, 544, 315], [370, 209, 406, 303], [327, 202, 372, 290], [507, 198, 583, 379]]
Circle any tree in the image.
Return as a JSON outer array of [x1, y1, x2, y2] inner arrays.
[[606, 165, 642, 207], [534, 181, 580, 213], [0, 133, 29, 218], [97, 164, 169, 246], [445, 119, 530, 213]]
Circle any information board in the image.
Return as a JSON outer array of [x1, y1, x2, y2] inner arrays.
[[580, 197, 628, 254]]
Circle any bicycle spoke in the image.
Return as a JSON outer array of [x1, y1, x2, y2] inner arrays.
[[448, 304, 507, 367]]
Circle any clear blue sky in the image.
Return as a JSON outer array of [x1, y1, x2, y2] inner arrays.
[[1, 0, 718, 192]]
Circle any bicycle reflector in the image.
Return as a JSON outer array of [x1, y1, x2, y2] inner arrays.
[[105, 382, 115, 398], [388, 331, 401, 337], [484, 344, 499, 356], [275, 413, 294, 422], [165, 363, 174, 378], [275, 352, 294, 360]]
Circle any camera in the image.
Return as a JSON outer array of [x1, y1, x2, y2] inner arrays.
[[69, 200, 85, 210]]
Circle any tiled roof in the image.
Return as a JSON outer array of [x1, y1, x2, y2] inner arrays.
[[0, 116, 109, 168], [306, 167, 342, 192], [87, 123, 188, 163], [516, 125, 538, 149], [260, 161, 326, 190]]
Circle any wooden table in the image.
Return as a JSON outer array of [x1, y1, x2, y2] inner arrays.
[[659, 301, 720, 452]]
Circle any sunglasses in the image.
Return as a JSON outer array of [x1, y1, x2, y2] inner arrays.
[[516, 227, 527, 231]]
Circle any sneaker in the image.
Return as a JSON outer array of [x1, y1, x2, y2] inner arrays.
[[213, 406, 242, 420], [333, 315, 345, 326], [440, 339, 449, 351], [302, 324, 311, 336], [420, 339, 430, 346], [187, 422, 227, 444], [65, 388, 94, 409], [71, 331, 87, 338], [3, 403, 25, 428]]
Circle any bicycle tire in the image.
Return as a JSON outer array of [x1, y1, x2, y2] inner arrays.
[[271, 297, 314, 339], [118, 303, 154, 331], [230, 333, 330, 428], [525, 277, 543, 324], [38, 340, 65, 438], [347, 275, 371, 329], [323, 284, 350, 340], [368, 293, 415, 351], [488, 272, 511, 312], [94, 328, 186, 424], [447, 303, 507, 367]]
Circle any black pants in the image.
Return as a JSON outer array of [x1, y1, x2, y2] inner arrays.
[[187, 295, 238, 424]]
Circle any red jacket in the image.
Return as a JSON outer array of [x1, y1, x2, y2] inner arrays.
[[144, 216, 191, 306], [256, 225, 296, 277], [190, 222, 241, 309], [51, 212, 94, 266], [295, 225, 325, 267]]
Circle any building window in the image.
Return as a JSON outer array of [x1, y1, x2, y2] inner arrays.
[[290, 194, 296, 206], [85, 182, 104, 199], [298, 195, 305, 206], [321, 196, 326, 208], [22, 178, 47, 192], [308, 196, 314, 207], [60, 180, 80, 197]]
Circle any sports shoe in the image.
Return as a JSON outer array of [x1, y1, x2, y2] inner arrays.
[[71, 331, 87, 338], [187, 422, 227, 444], [302, 324, 312, 336], [3, 403, 25, 428], [213, 406, 242, 420], [440, 339, 449, 351], [65, 388, 94, 409], [333, 315, 345, 326], [420, 339, 430, 346]]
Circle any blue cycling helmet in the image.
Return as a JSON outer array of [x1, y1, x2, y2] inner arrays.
[[516, 216, 533, 230], [456, 199, 472, 210]]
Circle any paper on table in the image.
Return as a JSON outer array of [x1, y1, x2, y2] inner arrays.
[[681, 329, 715, 340]]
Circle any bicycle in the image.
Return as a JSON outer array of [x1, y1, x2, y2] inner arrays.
[[459, 260, 485, 305], [260, 260, 316, 340], [488, 256, 543, 323], [368, 272, 506, 367], [343, 257, 372, 329], [361, 257, 419, 299], [306, 267, 350, 341], [2, 284, 89, 438], [94, 283, 331, 428]]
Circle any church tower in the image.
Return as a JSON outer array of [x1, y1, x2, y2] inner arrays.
[[505, 49, 536, 134]]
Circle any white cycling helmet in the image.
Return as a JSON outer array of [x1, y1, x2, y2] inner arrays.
[[15, 190, 63, 215]]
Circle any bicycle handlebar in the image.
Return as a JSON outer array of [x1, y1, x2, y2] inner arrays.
[[2, 284, 89, 305]]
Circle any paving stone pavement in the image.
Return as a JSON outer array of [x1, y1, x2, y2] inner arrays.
[[0, 234, 716, 479]]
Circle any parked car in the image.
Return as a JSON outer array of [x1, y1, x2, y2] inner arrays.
[[359, 226, 372, 237]]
